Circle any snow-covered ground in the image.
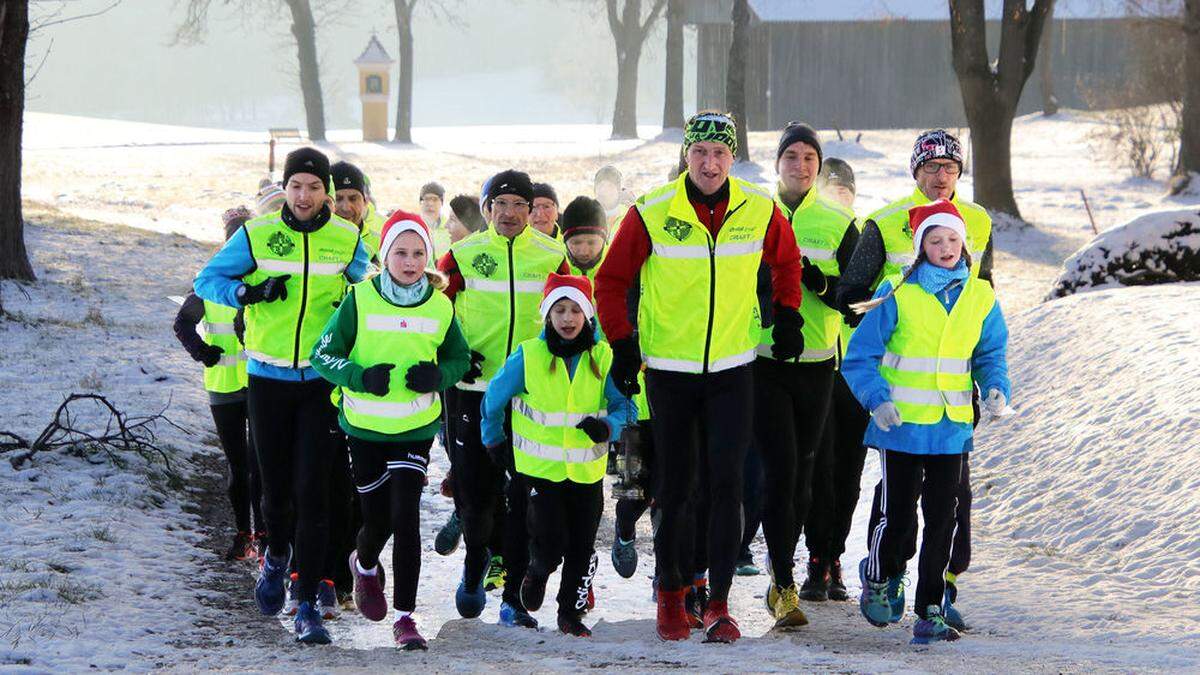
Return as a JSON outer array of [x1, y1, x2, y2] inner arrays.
[[4, 111, 1200, 671]]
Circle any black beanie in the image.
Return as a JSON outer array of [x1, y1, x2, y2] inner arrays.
[[283, 147, 331, 188], [560, 196, 608, 241], [776, 122, 823, 166], [449, 194, 486, 233], [330, 161, 366, 196], [820, 157, 856, 194], [486, 169, 534, 204], [532, 182, 559, 206], [420, 181, 445, 201]]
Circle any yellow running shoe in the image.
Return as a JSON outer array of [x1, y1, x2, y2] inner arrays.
[[772, 583, 809, 629]]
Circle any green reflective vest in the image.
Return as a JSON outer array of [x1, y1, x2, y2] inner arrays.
[[511, 338, 612, 484], [340, 280, 452, 434], [869, 187, 992, 288], [758, 185, 855, 363], [360, 203, 384, 256], [838, 215, 865, 367], [201, 300, 247, 393], [450, 226, 565, 391], [636, 173, 775, 374], [880, 273, 994, 424], [241, 212, 361, 369]]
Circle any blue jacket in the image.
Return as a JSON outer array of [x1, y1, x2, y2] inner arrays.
[[842, 260, 1011, 455], [481, 331, 635, 448], [193, 221, 372, 382]]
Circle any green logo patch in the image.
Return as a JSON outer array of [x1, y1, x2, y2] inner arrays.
[[471, 252, 498, 277], [663, 218, 693, 242], [267, 231, 295, 257]]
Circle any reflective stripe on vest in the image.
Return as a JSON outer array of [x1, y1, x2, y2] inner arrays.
[[340, 279, 452, 434], [879, 273, 995, 424], [202, 300, 247, 394], [870, 187, 992, 286], [241, 212, 361, 370], [758, 186, 854, 363], [451, 227, 565, 390], [510, 337, 613, 484], [636, 173, 773, 374]]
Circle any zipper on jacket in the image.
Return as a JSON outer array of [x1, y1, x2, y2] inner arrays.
[[292, 232, 310, 375], [701, 200, 748, 372], [505, 238, 516, 357]]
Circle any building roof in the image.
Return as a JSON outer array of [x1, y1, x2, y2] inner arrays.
[[354, 34, 394, 65], [684, 0, 1136, 24]]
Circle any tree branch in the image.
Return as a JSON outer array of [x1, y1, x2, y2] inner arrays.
[[637, 0, 668, 39], [28, 0, 121, 33]]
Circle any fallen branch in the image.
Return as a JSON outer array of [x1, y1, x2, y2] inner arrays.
[[0, 394, 189, 483]]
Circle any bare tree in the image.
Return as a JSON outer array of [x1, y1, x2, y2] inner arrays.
[[661, 0, 684, 130], [393, 0, 416, 143], [606, 0, 667, 139], [176, 0, 328, 141], [725, 0, 750, 162], [1, 0, 35, 285], [1180, 0, 1200, 178], [1039, 2, 1058, 116], [949, 0, 1054, 219]]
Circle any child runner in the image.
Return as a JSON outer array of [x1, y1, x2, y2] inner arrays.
[[843, 200, 1010, 644], [311, 211, 469, 650], [480, 274, 633, 636]]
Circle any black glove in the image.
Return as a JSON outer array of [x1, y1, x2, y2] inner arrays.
[[770, 304, 805, 361], [486, 442, 514, 472], [610, 337, 642, 398], [238, 275, 290, 305], [360, 363, 394, 396], [405, 361, 442, 393], [800, 256, 828, 295], [575, 416, 610, 444], [461, 351, 485, 385], [838, 287, 871, 328], [195, 344, 224, 367]]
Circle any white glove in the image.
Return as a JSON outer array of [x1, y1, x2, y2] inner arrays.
[[984, 388, 1007, 417], [872, 402, 903, 432]]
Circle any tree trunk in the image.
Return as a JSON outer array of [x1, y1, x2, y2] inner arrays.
[[612, 44, 641, 138], [661, 0, 684, 130], [950, 0, 1053, 219], [0, 0, 35, 283], [284, 0, 326, 141], [1180, 0, 1200, 175], [725, 0, 750, 162], [1040, 6, 1058, 115], [393, 0, 415, 143]]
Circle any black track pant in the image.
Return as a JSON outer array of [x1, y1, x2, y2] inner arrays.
[[646, 365, 752, 602], [864, 449, 962, 617], [614, 421, 657, 542], [738, 440, 764, 560], [805, 372, 869, 562], [324, 424, 359, 595], [452, 389, 530, 608], [753, 358, 835, 588], [247, 375, 335, 604], [527, 477, 604, 617], [348, 436, 432, 612], [209, 400, 262, 534]]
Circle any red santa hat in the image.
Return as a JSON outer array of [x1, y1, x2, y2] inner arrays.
[[539, 273, 595, 321], [908, 199, 968, 260], [380, 210, 434, 263]]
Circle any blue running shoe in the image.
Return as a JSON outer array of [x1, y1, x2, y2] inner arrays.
[[942, 579, 969, 632], [611, 535, 638, 579], [911, 604, 961, 645], [294, 601, 332, 645], [498, 601, 539, 629], [456, 575, 487, 618], [887, 571, 907, 623], [857, 558, 892, 627], [254, 548, 290, 616], [435, 511, 463, 556]]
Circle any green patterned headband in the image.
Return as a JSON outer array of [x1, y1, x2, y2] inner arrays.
[[684, 112, 738, 155]]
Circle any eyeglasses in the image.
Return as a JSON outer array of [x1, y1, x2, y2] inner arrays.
[[491, 199, 530, 212], [531, 202, 556, 212], [920, 162, 961, 176]]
